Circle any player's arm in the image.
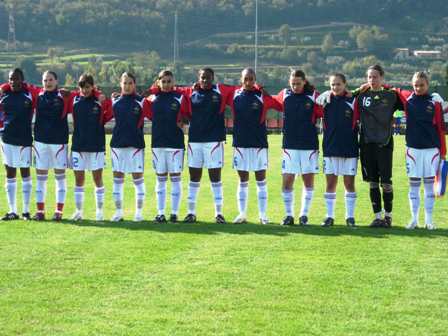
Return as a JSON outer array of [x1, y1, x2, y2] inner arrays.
[[271, 90, 285, 112], [434, 102, 446, 159], [101, 98, 114, 124]]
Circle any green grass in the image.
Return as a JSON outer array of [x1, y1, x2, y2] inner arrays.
[[1, 135, 448, 335]]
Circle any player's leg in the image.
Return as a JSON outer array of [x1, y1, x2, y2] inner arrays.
[[234, 170, 249, 223], [406, 177, 421, 229], [153, 148, 168, 223], [281, 173, 295, 226], [423, 176, 436, 229], [92, 169, 105, 220], [2, 165, 19, 220], [19, 167, 32, 220], [379, 145, 394, 228], [169, 172, 182, 222], [322, 173, 337, 227], [209, 168, 225, 223], [132, 172, 145, 222], [111, 171, 125, 221], [185, 167, 202, 223], [72, 170, 85, 221], [299, 173, 315, 226], [343, 175, 357, 227], [255, 169, 268, 224], [53, 168, 67, 221]]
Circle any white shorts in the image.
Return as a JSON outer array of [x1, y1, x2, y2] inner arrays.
[[232, 147, 268, 172], [111, 147, 144, 173], [323, 157, 358, 176], [152, 148, 184, 174], [34, 141, 68, 170], [406, 147, 440, 178], [187, 142, 224, 169], [1, 142, 32, 168], [282, 149, 319, 175], [71, 151, 105, 171]]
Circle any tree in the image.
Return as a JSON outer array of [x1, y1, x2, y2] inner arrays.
[[279, 24, 290, 48], [321, 33, 334, 54], [15, 57, 40, 84]]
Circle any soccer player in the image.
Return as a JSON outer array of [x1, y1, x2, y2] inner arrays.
[[172, 68, 234, 224], [227, 68, 282, 224], [397, 72, 446, 230], [148, 70, 190, 223], [110, 72, 150, 222], [0, 68, 34, 220], [356, 65, 403, 228], [316, 73, 359, 227], [67, 74, 112, 221], [30, 71, 71, 221], [273, 70, 322, 226]]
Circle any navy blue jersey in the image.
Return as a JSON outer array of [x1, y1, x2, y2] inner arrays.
[[228, 88, 281, 148], [322, 95, 359, 158], [405, 93, 442, 150], [110, 94, 149, 149], [188, 85, 226, 142], [71, 95, 111, 152], [275, 89, 321, 150], [0, 88, 34, 146], [149, 91, 189, 149], [34, 90, 69, 144]]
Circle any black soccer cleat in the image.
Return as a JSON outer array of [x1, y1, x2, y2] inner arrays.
[[154, 214, 167, 223], [169, 214, 178, 223], [32, 212, 45, 221], [299, 215, 309, 226], [215, 214, 226, 224], [1, 212, 20, 221], [346, 217, 356, 227], [22, 212, 31, 221], [321, 217, 334, 227], [281, 216, 295, 226], [369, 218, 384, 228], [183, 213, 197, 223], [384, 216, 392, 228]]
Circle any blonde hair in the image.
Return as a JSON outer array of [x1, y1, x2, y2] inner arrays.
[[412, 71, 429, 84]]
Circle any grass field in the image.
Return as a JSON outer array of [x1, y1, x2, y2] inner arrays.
[[1, 135, 448, 335]]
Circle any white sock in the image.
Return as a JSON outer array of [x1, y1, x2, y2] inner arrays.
[[94, 186, 105, 213], [256, 180, 268, 219], [22, 176, 32, 214], [113, 177, 124, 212], [133, 177, 145, 215], [74, 186, 84, 212], [324, 192, 336, 219], [5, 178, 17, 214], [282, 189, 294, 216], [187, 181, 200, 215], [300, 188, 314, 217], [36, 174, 48, 206], [237, 181, 249, 215], [170, 175, 182, 215], [211, 181, 223, 216], [345, 191, 357, 219], [55, 173, 66, 207], [423, 177, 435, 225], [408, 179, 421, 222], [156, 175, 167, 215], [375, 212, 383, 219]]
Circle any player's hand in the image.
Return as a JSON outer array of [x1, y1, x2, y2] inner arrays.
[[359, 83, 370, 93], [111, 92, 120, 99], [192, 82, 201, 90], [98, 94, 106, 103], [316, 90, 332, 106], [59, 88, 71, 97]]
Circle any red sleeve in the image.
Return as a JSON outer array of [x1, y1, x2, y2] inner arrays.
[[271, 90, 285, 112], [143, 98, 151, 120], [0, 83, 11, 92], [174, 86, 193, 97], [434, 102, 446, 157], [225, 87, 237, 119], [312, 90, 323, 122], [146, 85, 160, 95], [260, 94, 282, 124], [101, 98, 113, 124], [181, 94, 191, 119], [218, 84, 237, 114], [395, 88, 411, 117]]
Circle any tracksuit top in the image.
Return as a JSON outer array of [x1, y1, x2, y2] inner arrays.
[[322, 94, 359, 158], [0, 87, 34, 146]]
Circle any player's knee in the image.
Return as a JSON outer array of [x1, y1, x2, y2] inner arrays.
[[381, 183, 393, 193], [369, 182, 379, 189]]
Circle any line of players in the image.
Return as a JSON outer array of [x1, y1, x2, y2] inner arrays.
[[0, 65, 446, 229]]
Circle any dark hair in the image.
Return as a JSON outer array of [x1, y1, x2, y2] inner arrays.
[[367, 64, 385, 77], [10, 68, 24, 80], [199, 67, 214, 79], [330, 72, 347, 84], [157, 69, 174, 80], [290, 69, 315, 92], [43, 70, 58, 80], [78, 73, 94, 88], [121, 72, 136, 83]]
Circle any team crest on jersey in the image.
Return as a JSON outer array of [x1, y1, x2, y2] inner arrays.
[[427, 105, 434, 114], [133, 106, 140, 115], [92, 105, 100, 114], [252, 101, 260, 110], [24, 100, 31, 108], [53, 98, 62, 107], [305, 102, 312, 109], [374, 95, 380, 100], [212, 94, 220, 103], [191, 93, 202, 104], [171, 102, 178, 111], [345, 109, 352, 118]]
